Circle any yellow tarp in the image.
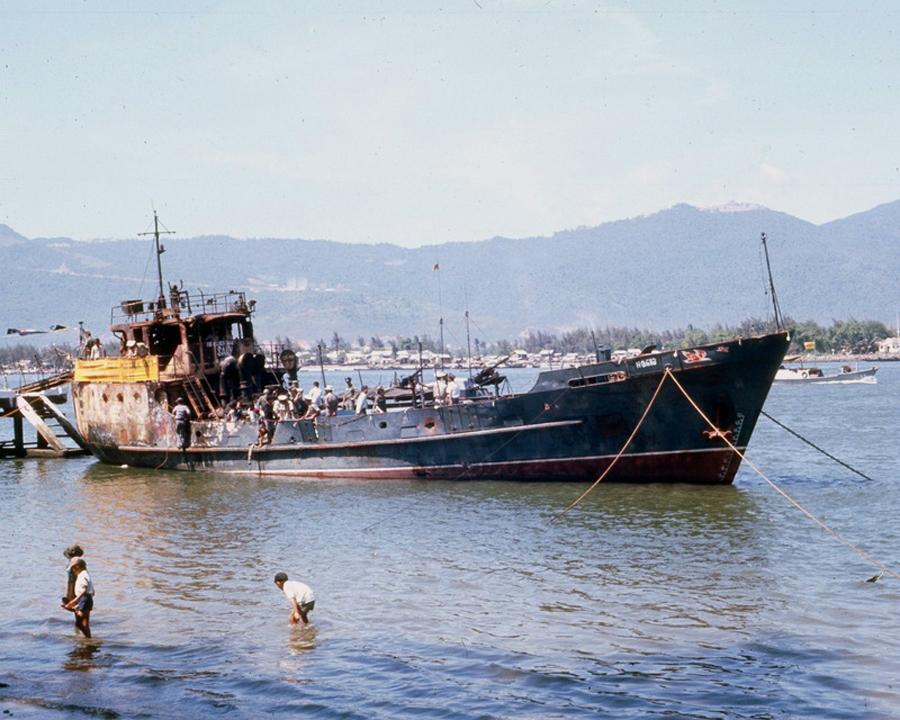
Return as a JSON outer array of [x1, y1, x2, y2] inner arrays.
[[74, 357, 159, 383]]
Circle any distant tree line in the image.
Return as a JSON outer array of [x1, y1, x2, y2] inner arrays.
[[501, 317, 891, 357], [276, 317, 894, 359], [4, 318, 890, 372]]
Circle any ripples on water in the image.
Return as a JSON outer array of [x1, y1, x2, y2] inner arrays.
[[2, 364, 899, 718]]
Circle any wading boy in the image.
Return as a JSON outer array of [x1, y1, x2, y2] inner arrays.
[[273, 572, 315, 624], [63, 558, 94, 638]]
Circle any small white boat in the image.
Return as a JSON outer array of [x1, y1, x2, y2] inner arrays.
[[774, 362, 878, 384]]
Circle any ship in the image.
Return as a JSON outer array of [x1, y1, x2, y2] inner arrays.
[[70, 215, 790, 483]]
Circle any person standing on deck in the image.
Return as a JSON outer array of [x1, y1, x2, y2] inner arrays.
[[373, 386, 387, 413], [273, 393, 292, 421], [432, 372, 447, 406], [257, 388, 277, 444], [355, 386, 369, 415], [445, 374, 461, 404], [342, 377, 357, 410], [172, 397, 192, 450], [306, 381, 324, 409], [324, 385, 340, 416], [218, 354, 239, 404]]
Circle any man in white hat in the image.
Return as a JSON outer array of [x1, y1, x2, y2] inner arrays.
[[324, 385, 339, 416]]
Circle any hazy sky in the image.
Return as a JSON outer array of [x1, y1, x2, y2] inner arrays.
[[2, 0, 898, 246]]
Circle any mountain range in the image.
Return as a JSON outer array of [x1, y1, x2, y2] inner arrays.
[[2, 200, 898, 347]]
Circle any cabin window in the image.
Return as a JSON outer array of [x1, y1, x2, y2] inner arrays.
[[231, 322, 249, 341], [569, 371, 626, 388]]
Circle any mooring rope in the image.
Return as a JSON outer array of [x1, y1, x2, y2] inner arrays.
[[760, 409, 874, 482], [663, 367, 900, 582], [554, 370, 669, 519]]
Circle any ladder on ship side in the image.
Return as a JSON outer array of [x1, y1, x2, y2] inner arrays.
[[181, 374, 219, 419]]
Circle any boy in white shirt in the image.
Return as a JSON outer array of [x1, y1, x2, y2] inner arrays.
[[63, 558, 94, 638], [273, 572, 315, 624]]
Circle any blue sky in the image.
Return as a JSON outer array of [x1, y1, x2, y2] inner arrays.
[[2, 0, 898, 247]]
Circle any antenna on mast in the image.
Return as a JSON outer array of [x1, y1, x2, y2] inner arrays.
[[760, 232, 783, 331], [139, 211, 176, 307]]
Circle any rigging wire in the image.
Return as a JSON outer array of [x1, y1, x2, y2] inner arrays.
[[138, 232, 157, 299], [760, 410, 874, 482]]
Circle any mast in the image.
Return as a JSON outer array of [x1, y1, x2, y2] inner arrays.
[[439, 317, 445, 375], [317, 344, 327, 389], [139, 211, 175, 307], [760, 232, 783, 331], [465, 310, 472, 376]]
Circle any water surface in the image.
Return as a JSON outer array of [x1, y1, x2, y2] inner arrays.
[[1, 363, 898, 718]]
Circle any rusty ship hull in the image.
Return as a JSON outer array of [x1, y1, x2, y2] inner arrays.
[[72, 331, 790, 484]]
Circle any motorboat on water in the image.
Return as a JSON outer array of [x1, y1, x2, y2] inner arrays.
[[774, 362, 878, 385]]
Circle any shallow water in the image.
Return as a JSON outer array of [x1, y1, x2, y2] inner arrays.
[[1, 363, 899, 718]]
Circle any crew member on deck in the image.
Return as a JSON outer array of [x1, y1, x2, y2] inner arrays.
[[172, 397, 192, 450], [355, 386, 369, 415], [342, 377, 357, 410]]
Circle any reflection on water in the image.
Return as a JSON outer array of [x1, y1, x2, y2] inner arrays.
[[287, 624, 319, 657], [2, 366, 900, 718], [63, 640, 103, 673]]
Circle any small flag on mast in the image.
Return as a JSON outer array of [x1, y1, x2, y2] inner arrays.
[[804, 341, 815, 350]]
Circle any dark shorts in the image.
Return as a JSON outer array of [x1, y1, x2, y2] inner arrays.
[[299, 600, 315, 613], [77, 594, 94, 613]]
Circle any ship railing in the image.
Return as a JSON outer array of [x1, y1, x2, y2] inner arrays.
[[111, 290, 251, 324]]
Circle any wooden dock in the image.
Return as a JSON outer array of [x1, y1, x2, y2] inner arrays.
[[1, 372, 90, 459]]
